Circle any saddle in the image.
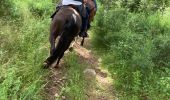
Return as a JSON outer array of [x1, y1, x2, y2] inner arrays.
[[50, 5, 87, 19], [50, 4, 91, 38]]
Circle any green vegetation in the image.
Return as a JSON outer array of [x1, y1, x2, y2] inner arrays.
[[59, 53, 87, 100], [1, 0, 170, 99], [1, 1, 88, 99], [92, 0, 170, 99], [0, 0, 53, 99]]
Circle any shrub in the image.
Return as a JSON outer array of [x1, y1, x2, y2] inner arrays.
[[92, 4, 170, 99], [0, 0, 52, 99]]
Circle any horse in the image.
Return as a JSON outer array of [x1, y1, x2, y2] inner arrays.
[[43, 0, 97, 68]]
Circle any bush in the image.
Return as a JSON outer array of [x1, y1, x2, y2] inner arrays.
[[0, 0, 53, 99], [28, 0, 54, 17], [92, 4, 170, 99]]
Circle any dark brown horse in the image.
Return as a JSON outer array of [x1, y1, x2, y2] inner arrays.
[[43, 0, 96, 68]]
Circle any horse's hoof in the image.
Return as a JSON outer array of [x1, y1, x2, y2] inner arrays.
[[69, 47, 74, 52], [42, 62, 50, 69]]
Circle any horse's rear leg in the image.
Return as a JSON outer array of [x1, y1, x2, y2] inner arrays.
[[55, 52, 64, 68], [43, 33, 59, 68], [43, 42, 61, 68], [81, 37, 85, 46], [49, 32, 58, 55], [56, 37, 74, 66]]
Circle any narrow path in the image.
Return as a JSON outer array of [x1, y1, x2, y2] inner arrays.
[[43, 64, 67, 100], [43, 38, 117, 100], [73, 41, 117, 100]]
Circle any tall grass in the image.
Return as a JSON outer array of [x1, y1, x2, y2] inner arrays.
[[0, 0, 54, 99], [92, 4, 170, 99], [59, 53, 87, 100], [1, 0, 89, 99]]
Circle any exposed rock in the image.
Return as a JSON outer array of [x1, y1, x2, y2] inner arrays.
[[83, 68, 96, 79], [55, 93, 59, 97]]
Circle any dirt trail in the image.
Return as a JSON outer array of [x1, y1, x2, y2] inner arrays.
[[43, 38, 117, 100], [43, 64, 67, 100], [74, 41, 117, 100]]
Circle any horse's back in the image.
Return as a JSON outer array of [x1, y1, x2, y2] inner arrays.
[[51, 6, 82, 35]]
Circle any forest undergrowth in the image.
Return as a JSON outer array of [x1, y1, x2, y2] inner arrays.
[[1, 0, 170, 100], [0, 0, 54, 99], [92, 0, 170, 99]]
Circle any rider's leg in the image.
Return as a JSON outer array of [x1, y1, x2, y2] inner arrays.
[[86, 6, 91, 30], [79, 5, 89, 37], [80, 14, 88, 37]]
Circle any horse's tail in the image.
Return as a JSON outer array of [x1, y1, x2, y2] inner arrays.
[[45, 13, 80, 66], [63, 14, 77, 35], [56, 15, 77, 62]]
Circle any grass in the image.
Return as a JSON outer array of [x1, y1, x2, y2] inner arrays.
[[0, 0, 53, 99], [1, 28, 46, 100], [91, 4, 170, 99], [0, 17, 50, 100], [55, 53, 87, 100], [0, 0, 93, 100]]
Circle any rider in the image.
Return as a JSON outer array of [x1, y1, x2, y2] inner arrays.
[[51, 0, 94, 37], [62, 0, 88, 37]]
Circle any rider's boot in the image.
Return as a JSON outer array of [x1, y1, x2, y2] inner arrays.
[[79, 5, 89, 37]]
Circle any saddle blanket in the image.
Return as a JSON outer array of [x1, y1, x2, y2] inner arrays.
[[62, 0, 82, 6]]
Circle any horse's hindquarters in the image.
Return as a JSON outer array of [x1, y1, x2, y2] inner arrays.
[[46, 7, 82, 67]]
